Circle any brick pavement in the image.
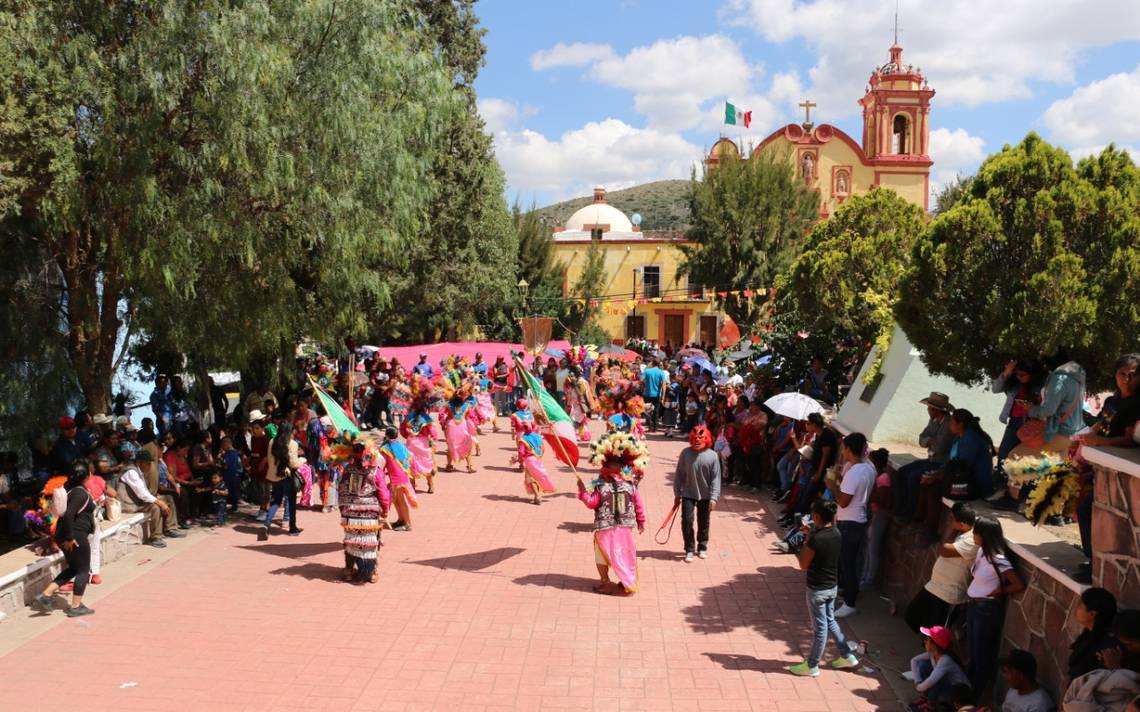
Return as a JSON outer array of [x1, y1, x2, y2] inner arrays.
[[0, 424, 903, 711]]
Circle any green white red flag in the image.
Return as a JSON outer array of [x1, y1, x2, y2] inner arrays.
[[513, 357, 580, 468], [724, 101, 752, 128]]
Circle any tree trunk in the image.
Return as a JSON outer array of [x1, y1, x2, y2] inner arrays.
[[58, 219, 122, 414]]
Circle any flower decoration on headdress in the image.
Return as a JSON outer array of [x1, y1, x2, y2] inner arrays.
[[327, 431, 380, 467], [1002, 454, 1068, 488], [589, 430, 650, 482]]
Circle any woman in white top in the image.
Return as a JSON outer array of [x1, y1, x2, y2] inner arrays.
[[828, 432, 876, 619], [965, 516, 1025, 698]]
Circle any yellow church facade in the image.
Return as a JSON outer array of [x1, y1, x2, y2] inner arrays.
[[707, 43, 934, 216], [552, 43, 934, 345]]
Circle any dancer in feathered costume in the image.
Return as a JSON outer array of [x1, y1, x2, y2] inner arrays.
[[401, 376, 438, 494], [577, 431, 649, 596], [1004, 455, 1081, 526], [512, 420, 558, 505], [338, 439, 389, 584], [564, 368, 594, 442], [440, 384, 476, 473], [475, 382, 498, 434], [464, 383, 484, 456], [380, 427, 418, 531], [510, 397, 535, 473]]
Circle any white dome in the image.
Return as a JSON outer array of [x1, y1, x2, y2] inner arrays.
[[563, 202, 633, 233]]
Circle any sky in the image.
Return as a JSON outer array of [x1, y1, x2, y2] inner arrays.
[[474, 0, 1140, 208]]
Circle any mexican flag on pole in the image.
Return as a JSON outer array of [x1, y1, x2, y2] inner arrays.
[[513, 357, 580, 468], [724, 101, 752, 128]]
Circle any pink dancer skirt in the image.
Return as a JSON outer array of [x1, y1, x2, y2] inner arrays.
[[593, 527, 639, 592], [297, 463, 314, 507], [392, 481, 419, 509], [406, 435, 435, 477], [476, 393, 495, 423], [522, 455, 557, 495], [445, 420, 473, 460]]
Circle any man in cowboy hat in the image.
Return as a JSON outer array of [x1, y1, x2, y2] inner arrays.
[[894, 392, 956, 520]]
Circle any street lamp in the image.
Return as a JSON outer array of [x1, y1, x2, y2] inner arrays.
[[517, 278, 529, 305]]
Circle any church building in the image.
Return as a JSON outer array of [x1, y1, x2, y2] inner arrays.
[[706, 43, 935, 215]]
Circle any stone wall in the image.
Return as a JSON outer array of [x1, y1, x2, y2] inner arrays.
[[876, 506, 1079, 701], [1091, 457, 1140, 609], [0, 513, 147, 615]]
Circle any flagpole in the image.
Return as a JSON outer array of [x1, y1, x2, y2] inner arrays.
[[513, 356, 584, 485]]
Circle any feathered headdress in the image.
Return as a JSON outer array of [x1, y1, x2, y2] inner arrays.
[[1004, 454, 1081, 526], [589, 430, 650, 482]]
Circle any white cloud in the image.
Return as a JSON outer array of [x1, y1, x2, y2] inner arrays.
[[928, 128, 986, 168], [723, 0, 1140, 116], [926, 128, 986, 198], [477, 98, 519, 134], [1042, 65, 1140, 154], [530, 42, 615, 71], [531, 34, 765, 133], [490, 119, 702, 201]]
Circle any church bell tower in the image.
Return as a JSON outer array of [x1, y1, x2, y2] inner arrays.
[[859, 43, 935, 161]]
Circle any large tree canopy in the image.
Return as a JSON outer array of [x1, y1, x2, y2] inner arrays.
[[896, 133, 1140, 389], [0, 0, 460, 415], [778, 187, 926, 382], [370, 0, 516, 344], [684, 152, 819, 325]]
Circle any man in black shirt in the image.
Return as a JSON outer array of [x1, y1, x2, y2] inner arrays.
[[788, 499, 861, 677]]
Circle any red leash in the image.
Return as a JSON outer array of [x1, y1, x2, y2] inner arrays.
[[654, 502, 680, 545]]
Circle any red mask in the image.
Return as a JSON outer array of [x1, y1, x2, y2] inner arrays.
[[689, 425, 712, 451]]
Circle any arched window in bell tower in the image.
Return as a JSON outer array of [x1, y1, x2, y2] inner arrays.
[[892, 114, 910, 154]]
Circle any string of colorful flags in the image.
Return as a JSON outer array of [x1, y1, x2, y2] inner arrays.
[[559, 287, 778, 317]]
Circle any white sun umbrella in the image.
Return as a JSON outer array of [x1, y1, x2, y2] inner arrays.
[[764, 392, 826, 421]]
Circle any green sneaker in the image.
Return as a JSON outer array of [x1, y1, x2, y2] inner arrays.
[[830, 654, 859, 670], [787, 661, 820, 677]]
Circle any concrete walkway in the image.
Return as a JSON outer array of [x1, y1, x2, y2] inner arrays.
[[0, 424, 908, 711]]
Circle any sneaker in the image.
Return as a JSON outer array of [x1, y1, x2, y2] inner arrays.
[[178, 521, 192, 529], [684, 551, 695, 563], [287, 528, 303, 536], [146, 537, 167, 548], [775, 490, 791, 504], [775, 541, 791, 554], [90, 574, 102, 585], [830, 654, 859, 670], [698, 551, 708, 560], [834, 603, 857, 618], [901, 670, 917, 682], [163, 529, 185, 538], [787, 661, 820, 677], [257, 527, 269, 542], [392, 523, 410, 532], [65, 605, 95, 618], [30, 593, 53, 613]]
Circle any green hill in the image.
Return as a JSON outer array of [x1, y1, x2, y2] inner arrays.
[[529, 179, 692, 232]]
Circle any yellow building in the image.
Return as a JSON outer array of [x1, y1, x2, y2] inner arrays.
[[553, 186, 722, 347], [707, 43, 934, 216]]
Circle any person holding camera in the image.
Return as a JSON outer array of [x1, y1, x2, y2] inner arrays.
[[787, 499, 861, 677]]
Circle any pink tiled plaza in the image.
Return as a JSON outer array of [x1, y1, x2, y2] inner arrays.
[[0, 428, 901, 711]]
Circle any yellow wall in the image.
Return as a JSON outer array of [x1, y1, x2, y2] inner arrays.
[[554, 239, 721, 344], [754, 136, 929, 215]]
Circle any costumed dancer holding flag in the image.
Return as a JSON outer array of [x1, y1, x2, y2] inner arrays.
[[512, 420, 558, 505], [577, 431, 649, 596], [337, 439, 389, 584], [379, 427, 418, 532], [400, 377, 438, 494]]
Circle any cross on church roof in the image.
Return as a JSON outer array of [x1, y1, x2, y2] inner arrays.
[[798, 100, 817, 129]]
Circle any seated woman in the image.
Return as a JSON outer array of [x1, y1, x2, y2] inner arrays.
[[913, 409, 994, 545], [904, 625, 970, 711]]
